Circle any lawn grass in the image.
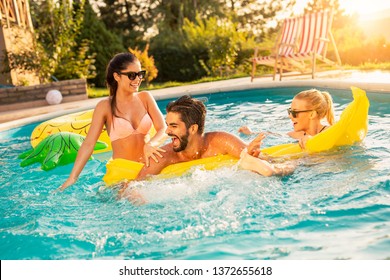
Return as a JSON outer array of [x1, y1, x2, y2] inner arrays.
[[354, 62, 390, 71], [87, 73, 248, 98], [87, 87, 109, 98]]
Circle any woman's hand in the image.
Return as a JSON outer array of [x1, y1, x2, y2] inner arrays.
[[118, 182, 146, 206], [143, 143, 166, 167], [57, 177, 78, 192], [247, 132, 266, 157], [273, 162, 297, 176], [238, 126, 254, 135], [298, 134, 311, 149]]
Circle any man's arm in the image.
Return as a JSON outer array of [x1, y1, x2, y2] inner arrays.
[[239, 150, 275, 176], [136, 155, 168, 180], [239, 149, 296, 176], [208, 131, 264, 158], [211, 131, 295, 177], [136, 144, 176, 180], [208, 131, 246, 157]]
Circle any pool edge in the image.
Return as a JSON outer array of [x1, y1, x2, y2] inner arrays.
[[1, 78, 390, 132]]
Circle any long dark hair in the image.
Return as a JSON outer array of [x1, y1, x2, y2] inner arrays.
[[105, 52, 138, 117], [166, 95, 206, 134]]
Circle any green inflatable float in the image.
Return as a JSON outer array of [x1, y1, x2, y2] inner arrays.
[[19, 132, 107, 171]]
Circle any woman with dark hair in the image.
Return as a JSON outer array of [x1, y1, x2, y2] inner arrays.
[[59, 52, 166, 190]]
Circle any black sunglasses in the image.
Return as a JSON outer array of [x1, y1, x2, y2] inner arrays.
[[118, 70, 146, 80], [287, 108, 314, 118]]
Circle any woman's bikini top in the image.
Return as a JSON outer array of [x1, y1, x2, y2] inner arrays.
[[317, 125, 328, 134], [109, 113, 153, 142], [303, 125, 328, 136]]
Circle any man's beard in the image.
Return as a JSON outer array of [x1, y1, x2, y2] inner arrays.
[[169, 131, 189, 152]]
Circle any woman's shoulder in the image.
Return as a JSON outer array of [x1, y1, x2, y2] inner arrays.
[[96, 98, 111, 107], [94, 98, 111, 114], [137, 91, 157, 111], [137, 90, 153, 101], [287, 131, 305, 139]]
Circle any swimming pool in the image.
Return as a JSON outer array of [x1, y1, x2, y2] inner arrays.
[[1, 86, 389, 260]]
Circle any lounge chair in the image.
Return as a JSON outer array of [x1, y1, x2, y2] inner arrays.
[[251, 15, 303, 81], [277, 9, 342, 80]]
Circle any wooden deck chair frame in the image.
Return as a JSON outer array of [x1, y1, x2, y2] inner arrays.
[[251, 15, 303, 82], [277, 9, 341, 80]]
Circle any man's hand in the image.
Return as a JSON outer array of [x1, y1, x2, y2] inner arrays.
[[118, 182, 146, 206], [247, 132, 266, 157], [238, 125, 254, 135]]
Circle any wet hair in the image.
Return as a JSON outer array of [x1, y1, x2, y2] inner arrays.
[[105, 52, 139, 117], [294, 89, 335, 125], [166, 95, 206, 134]]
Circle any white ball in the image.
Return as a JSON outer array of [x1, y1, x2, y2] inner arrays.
[[46, 89, 63, 105]]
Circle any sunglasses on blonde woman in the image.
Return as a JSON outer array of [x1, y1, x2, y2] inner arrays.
[[287, 108, 314, 118], [118, 70, 146, 80]]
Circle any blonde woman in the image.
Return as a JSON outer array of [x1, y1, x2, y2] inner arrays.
[[239, 89, 335, 149]]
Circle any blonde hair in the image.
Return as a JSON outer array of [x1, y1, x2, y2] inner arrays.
[[295, 89, 335, 125]]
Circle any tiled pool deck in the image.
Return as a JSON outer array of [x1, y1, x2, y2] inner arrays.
[[1, 69, 390, 132]]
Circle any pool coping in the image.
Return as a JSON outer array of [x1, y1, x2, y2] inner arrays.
[[1, 74, 390, 132]]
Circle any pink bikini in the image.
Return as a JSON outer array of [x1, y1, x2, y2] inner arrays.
[[109, 113, 153, 142]]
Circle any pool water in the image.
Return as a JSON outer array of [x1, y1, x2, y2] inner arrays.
[[1, 87, 390, 260]]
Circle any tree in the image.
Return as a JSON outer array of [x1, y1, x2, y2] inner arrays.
[[304, 0, 340, 12], [149, 28, 204, 82], [98, 0, 156, 48], [7, 0, 96, 83], [129, 44, 158, 86], [153, 0, 224, 31], [183, 15, 253, 76], [223, 0, 296, 35], [79, 1, 126, 87]]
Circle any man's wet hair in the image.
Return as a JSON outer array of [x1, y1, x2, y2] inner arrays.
[[166, 95, 206, 134]]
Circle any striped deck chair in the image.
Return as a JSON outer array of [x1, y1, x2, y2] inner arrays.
[[251, 15, 302, 82], [277, 9, 341, 80]]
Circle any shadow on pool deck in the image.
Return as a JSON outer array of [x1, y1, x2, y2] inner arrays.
[[1, 69, 390, 131]]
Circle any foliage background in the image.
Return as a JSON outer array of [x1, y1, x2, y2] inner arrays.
[[5, 0, 390, 87]]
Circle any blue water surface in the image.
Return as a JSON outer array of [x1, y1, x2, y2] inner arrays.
[[1, 87, 390, 260]]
